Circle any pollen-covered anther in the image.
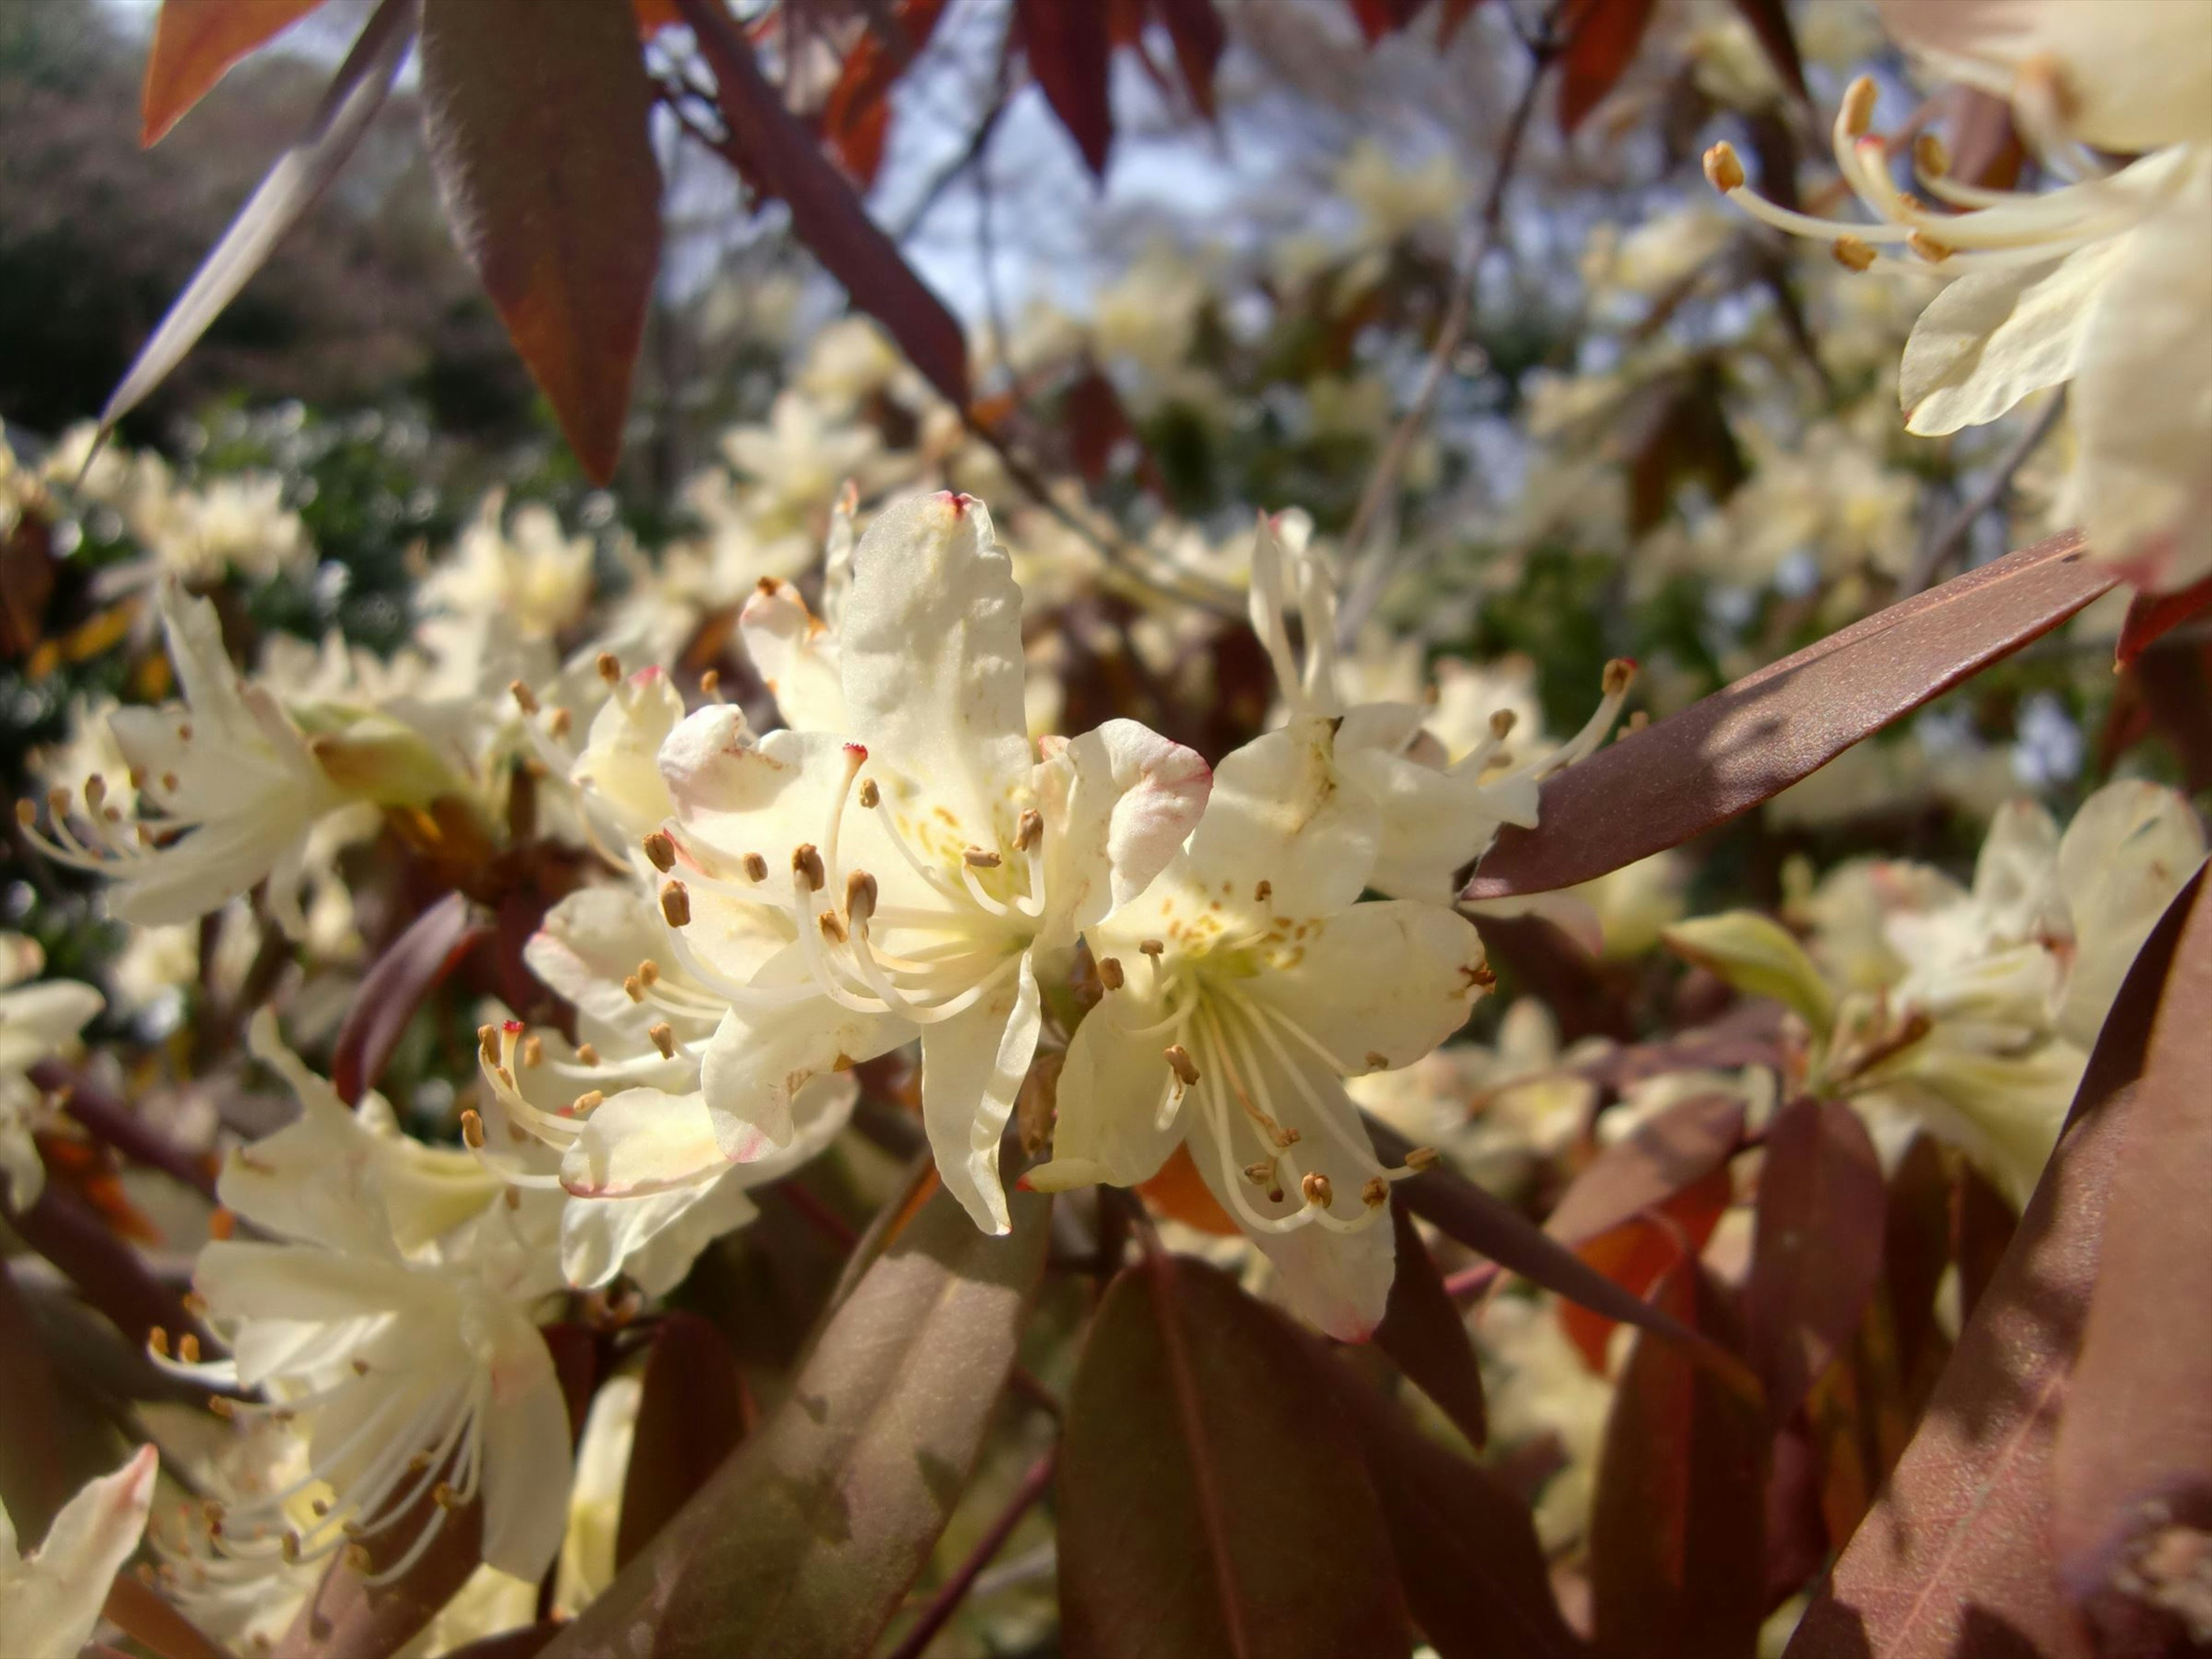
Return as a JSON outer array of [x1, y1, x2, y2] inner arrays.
[[84, 775, 105, 812], [647, 1022, 676, 1059], [576, 1042, 600, 1067], [182, 1291, 207, 1318], [1274, 1125, 1304, 1149], [1832, 235, 1876, 272], [520, 1035, 543, 1069], [1362, 1176, 1389, 1209], [793, 843, 826, 892], [432, 1482, 462, 1512], [642, 830, 676, 872], [13, 800, 33, 828], [623, 974, 644, 1003], [1243, 1160, 1277, 1186], [858, 778, 880, 809], [1603, 657, 1638, 697], [460, 1109, 485, 1149], [149, 1326, 171, 1358], [345, 1544, 373, 1573], [1908, 230, 1954, 263], [634, 959, 661, 990], [1404, 1145, 1441, 1172], [741, 851, 768, 882], [1016, 808, 1044, 852], [1840, 73, 1878, 138], [700, 669, 722, 699], [844, 869, 878, 926], [548, 707, 573, 739], [1139, 938, 1165, 960], [595, 650, 622, 684], [1301, 1172, 1334, 1209], [208, 1395, 234, 1420], [1254, 879, 1272, 903], [1097, 955, 1124, 990], [509, 679, 539, 715], [819, 910, 849, 944], [963, 846, 1002, 869], [478, 1023, 501, 1064], [1164, 1044, 1201, 1087], [1912, 132, 1949, 180], [280, 1532, 302, 1564], [572, 1090, 605, 1113], [660, 878, 692, 927], [1702, 141, 1745, 194], [1365, 1051, 1388, 1070], [178, 1331, 200, 1363]]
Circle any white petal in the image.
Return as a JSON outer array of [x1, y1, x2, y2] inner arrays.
[[0, 1445, 156, 1659], [839, 493, 1033, 845], [2055, 781, 2207, 1047], [0, 981, 103, 1047], [1257, 900, 1488, 1074], [562, 1088, 729, 1199], [193, 1241, 410, 1332], [739, 578, 847, 733], [477, 1334, 573, 1582], [585, 1181, 760, 1298], [918, 955, 1041, 1234], [699, 1002, 905, 1150], [1184, 719, 1380, 915], [1900, 241, 2122, 437], [1036, 719, 1212, 940], [574, 666, 684, 843], [525, 887, 670, 1033], [1029, 984, 1184, 1192], [1337, 745, 1502, 903]]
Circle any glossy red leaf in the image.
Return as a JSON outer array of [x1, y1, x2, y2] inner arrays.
[[1558, 0, 1657, 135], [2052, 868, 2212, 1643], [1589, 1260, 1767, 1659], [1557, 1166, 1733, 1373], [1747, 1099, 1885, 1427], [615, 1312, 753, 1566], [1465, 532, 2118, 900], [677, 0, 972, 412], [1323, 1353, 1582, 1659], [1785, 869, 2206, 1659], [142, 0, 331, 145], [1728, 0, 1806, 101], [419, 0, 662, 484], [329, 891, 491, 1105], [1373, 1199, 1487, 1448], [1155, 0, 1227, 118], [1882, 1133, 1954, 1402], [1059, 1255, 1412, 1658], [1017, 0, 1114, 177], [821, 0, 952, 186], [1950, 1157, 2016, 1329], [541, 1185, 1050, 1659], [2115, 569, 2212, 668]]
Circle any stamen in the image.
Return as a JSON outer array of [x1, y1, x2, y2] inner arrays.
[[520, 1036, 543, 1069], [660, 879, 691, 927], [1098, 956, 1124, 990], [638, 959, 661, 988], [844, 870, 878, 926], [648, 1023, 676, 1059], [596, 651, 622, 683], [963, 846, 1002, 869], [1015, 809, 1043, 852], [509, 680, 538, 715], [793, 844, 825, 892], [642, 830, 676, 871], [1301, 1172, 1334, 1209], [1164, 1044, 1201, 1087], [858, 778, 880, 809], [700, 669, 722, 700], [1702, 142, 1745, 194], [1362, 1176, 1389, 1208], [1253, 880, 1271, 904], [1832, 235, 1877, 272], [1839, 74, 1877, 139]]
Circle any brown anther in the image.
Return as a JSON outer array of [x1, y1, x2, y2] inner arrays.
[[1164, 1044, 1200, 1087], [310, 1498, 329, 1517], [161, 771, 180, 794], [1908, 229, 1954, 263], [13, 800, 33, 827], [1016, 808, 1044, 851], [1469, 963, 1497, 988], [699, 669, 722, 698], [1362, 1176, 1390, 1209], [1365, 1051, 1389, 1070], [1254, 880, 1272, 903], [520, 1035, 543, 1069], [1841, 74, 1878, 138], [1832, 235, 1877, 272], [1404, 1145, 1441, 1172], [1243, 1161, 1276, 1186], [208, 1395, 235, 1419], [281, 1533, 301, 1563], [346, 1544, 373, 1573], [1603, 657, 1637, 696], [1913, 131, 1949, 179], [478, 1023, 500, 1063], [503, 1185, 521, 1210], [963, 846, 1002, 869], [793, 843, 826, 892], [660, 878, 691, 927], [177, 722, 192, 742], [1098, 955, 1124, 990], [1301, 1172, 1334, 1209], [1275, 1126, 1304, 1149], [548, 707, 573, 738], [1624, 710, 1650, 734], [642, 830, 676, 871], [183, 1291, 207, 1317], [84, 775, 106, 810], [461, 1109, 485, 1149], [638, 959, 662, 988], [844, 869, 878, 926], [47, 786, 68, 819], [857, 778, 881, 809], [577, 1042, 601, 1067], [351, 1357, 371, 1376], [819, 910, 849, 944], [741, 851, 769, 882], [509, 679, 539, 714], [596, 650, 622, 683], [573, 1090, 605, 1112], [433, 1482, 461, 1511], [149, 1327, 171, 1358], [1139, 938, 1165, 959], [1702, 141, 1745, 194], [648, 1022, 676, 1059], [623, 974, 644, 1002], [179, 1332, 201, 1363]]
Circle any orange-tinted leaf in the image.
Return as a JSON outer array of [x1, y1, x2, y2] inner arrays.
[[1137, 1139, 1240, 1235], [1059, 1256, 1412, 1658], [822, 0, 952, 186], [0, 1260, 74, 1535], [419, 0, 662, 484], [7, 1175, 200, 1351], [1465, 532, 2118, 900], [1154, 0, 1226, 118], [1746, 1099, 1885, 1427], [1546, 1092, 1744, 1247], [1558, 0, 1657, 135], [1373, 1199, 1487, 1447], [142, 0, 330, 146], [2052, 869, 2212, 1645], [1558, 1168, 1732, 1372], [1589, 1260, 1767, 1659], [1016, 0, 1114, 178], [616, 1313, 752, 1566], [2116, 568, 2212, 667], [631, 0, 683, 35]]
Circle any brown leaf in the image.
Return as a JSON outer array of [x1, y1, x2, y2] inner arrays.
[[1556, 1167, 1732, 1373], [541, 1184, 1049, 1659], [0, 1259, 75, 1537], [1059, 1255, 1413, 1658], [419, 0, 662, 483], [1546, 1092, 1744, 1247], [1154, 0, 1228, 118], [1881, 1134, 1953, 1404], [329, 890, 491, 1105], [1950, 1157, 2016, 1330], [2052, 867, 2212, 1643], [5, 1180, 203, 1353], [1727, 0, 1806, 101], [1785, 869, 2207, 1659], [615, 1312, 753, 1566], [1465, 532, 2118, 900], [142, 0, 332, 145], [1373, 1198, 1487, 1447], [1016, 0, 1114, 177], [0, 516, 55, 659], [1437, 0, 1486, 48], [102, 1577, 234, 1659], [1747, 1099, 1885, 1429], [272, 1458, 487, 1659], [677, 0, 971, 411], [2116, 569, 2212, 668], [1558, 0, 1658, 136], [821, 0, 952, 185], [1589, 1260, 1768, 1659]]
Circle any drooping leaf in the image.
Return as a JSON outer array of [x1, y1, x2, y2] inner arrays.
[[1727, 0, 1807, 101], [1373, 1199, 1487, 1448], [676, 0, 972, 411], [100, 0, 417, 435], [541, 1185, 1050, 1659], [821, 0, 952, 185], [419, 0, 662, 484], [141, 0, 332, 145], [2115, 569, 2212, 667], [1785, 869, 2206, 1659], [1465, 532, 2118, 899], [1016, 0, 1113, 177], [1059, 1255, 1412, 1658], [2052, 868, 2212, 1643], [1322, 1351, 1582, 1659], [1746, 1098, 1885, 1427], [328, 891, 491, 1105], [1558, 0, 1658, 135], [0, 1259, 74, 1536], [615, 1312, 753, 1567], [1154, 0, 1228, 117], [1589, 1260, 1768, 1659]]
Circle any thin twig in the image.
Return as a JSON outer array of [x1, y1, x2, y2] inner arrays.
[[882, 1449, 1057, 1659], [1901, 391, 2066, 597], [1336, 22, 1563, 643]]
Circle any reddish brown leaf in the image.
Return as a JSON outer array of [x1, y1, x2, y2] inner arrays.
[[821, 0, 952, 186], [142, 0, 331, 146], [1059, 1256, 1412, 1658], [1728, 0, 1806, 101], [1136, 1139, 1241, 1235], [0, 516, 55, 658], [631, 0, 683, 35], [6, 1180, 203, 1353], [1465, 532, 2118, 900], [1558, 0, 1658, 135], [1881, 1134, 1953, 1402], [1747, 1099, 1885, 1428], [419, 0, 662, 483], [1589, 1260, 1768, 1659], [1064, 366, 1138, 484], [1950, 1157, 2016, 1329], [2116, 569, 2212, 667], [1557, 1168, 1732, 1373], [1373, 1198, 1487, 1448], [1546, 1092, 1744, 1247], [1346, 0, 1431, 44], [2052, 867, 2212, 1643], [103, 1577, 233, 1659], [0, 1259, 74, 1536], [1785, 869, 2206, 1659], [1437, 0, 1486, 47], [677, 0, 972, 411], [441, 1626, 566, 1659], [329, 891, 491, 1105], [272, 1452, 488, 1659], [1154, 0, 1227, 118], [1940, 84, 2025, 189], [1017, 0, 1114, 177], [2135, 641, 2212, 793], [616, 1312, 753, 1566]]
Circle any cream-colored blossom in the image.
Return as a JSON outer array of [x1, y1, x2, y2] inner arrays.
[[0, 1446, 157, 1659]]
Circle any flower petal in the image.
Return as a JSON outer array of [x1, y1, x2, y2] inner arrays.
[[478, 1334, 573, 1582], [1184, 718, 1380, 915], [2, 1445, 156, 1659], [1036, 719, 1212, 940], [740, 578, 847, 734], [698, 1002, 904, 1150], [2055, 780, 2207, 1047], [1256, 899, 1488, 1074], [1028, 984, 1184, 1192], [919, 955, 1041, 1234], [573, 667, 684, 843], [561, 1088, 729, 1199], [1900, 242, 2122, 437]]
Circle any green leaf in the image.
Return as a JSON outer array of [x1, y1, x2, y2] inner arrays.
[[540, 1182, 1050, 1659], [1663, 913, 1834, 1037]]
